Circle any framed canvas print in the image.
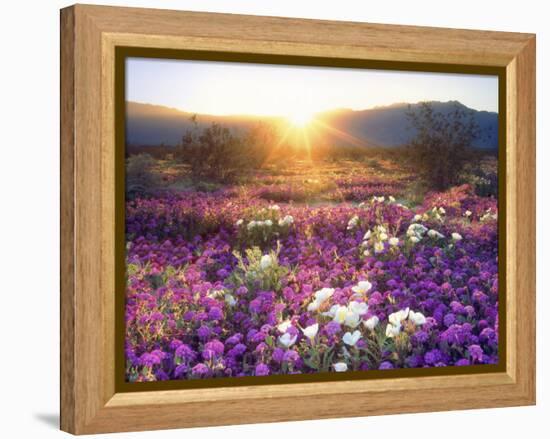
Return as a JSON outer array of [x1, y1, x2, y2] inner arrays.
[[60, 4, 536, 435]]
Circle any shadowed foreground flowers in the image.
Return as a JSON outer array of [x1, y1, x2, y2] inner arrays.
[[125, 183, 498, 382]]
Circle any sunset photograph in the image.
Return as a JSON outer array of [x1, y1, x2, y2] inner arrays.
[[123, 57, 500, 382]]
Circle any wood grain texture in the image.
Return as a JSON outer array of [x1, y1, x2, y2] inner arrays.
[[81, 4, 531, 66], [509, 37, 536, 398], [60, 4, 536, 434], [60, 6, 75, 433]]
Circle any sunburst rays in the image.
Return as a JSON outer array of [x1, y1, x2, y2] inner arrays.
[[259, 114, 380, 168]]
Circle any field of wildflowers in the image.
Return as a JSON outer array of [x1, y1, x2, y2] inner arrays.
[[124, 158, 499, 382]]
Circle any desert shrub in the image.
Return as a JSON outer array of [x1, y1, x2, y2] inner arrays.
[[400, 179, 427, 206], [365, 158, 383, 171], [176, 118, 278, 182], [177, 121, 244, 182], [406, 102, 479, 191], [192, 180, 224, 193], [229, 244, 289, 294], [126, 153, 161, 198], [459, 161, 498, 197], [242, 122, 277, 168]]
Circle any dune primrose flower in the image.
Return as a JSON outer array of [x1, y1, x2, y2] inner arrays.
[[343, 330, 361, 346], [260, 254, 273, 270], [364, 315, 379, 330], [351, 280, 373, 295], [278, 332, 298, 348], [301, 323, 319, 340], [408, 310, 427, 326], [333, 362, 348, 372]]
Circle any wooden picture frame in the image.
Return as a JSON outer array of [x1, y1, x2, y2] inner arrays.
[[60, 4, 536, 435]]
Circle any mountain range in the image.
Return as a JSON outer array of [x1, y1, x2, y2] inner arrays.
[[126, 100, 498, 150]]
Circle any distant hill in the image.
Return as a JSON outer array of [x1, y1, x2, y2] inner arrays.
[[126, 100, 498, 150]]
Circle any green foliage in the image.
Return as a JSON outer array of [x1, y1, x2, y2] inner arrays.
[[232, 205, 297, 251], [401, 179, 427, 206], [459, 160, 498, 197], [406, 102, 479, 190], [364, 158, 383, 171], [300, 343, 335, 372], [175, 117, 276, 183], [125, 153, 161, 198], [229, 243, 289, 293], [242, 122, 277, 168]]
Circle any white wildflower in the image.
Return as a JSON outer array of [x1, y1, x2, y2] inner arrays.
[[351, 280, 372, 295], [302, 323, 319, 340], [224, 294, 237, 307], [428, 229, 445, 239], [260, 254, 273, 270], [315, 287, 335, 303], [307, 288, 335, 312], [374, 241, 385, 253], [207, 289, 225, 299], [333, 362, 348, 372], [277, 320, 292, 333], [407, 223, 428, 237], [278, 332, 297, 348], [322, 304, 339, 318], [347, 215, 360, 230], [385, 323, 401, 338], [389, 308, 410, 326], [408, 310, 427, 326], [344, 311, 361, 329], [332, 305, 349, 324], [278, 215, 294, 227], [348, 301, 368, 316], [343, 330, 362, 346], [364, 315, 379, 330]]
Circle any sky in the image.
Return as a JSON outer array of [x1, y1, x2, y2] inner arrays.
[[126, 57, 499, 117]]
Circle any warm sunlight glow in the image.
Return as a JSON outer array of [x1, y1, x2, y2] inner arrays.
[[127, 58, 499, 116], [287, 109, 315, 127]]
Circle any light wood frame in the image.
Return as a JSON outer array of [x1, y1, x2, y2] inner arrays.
[[60, 4, 536, 435]]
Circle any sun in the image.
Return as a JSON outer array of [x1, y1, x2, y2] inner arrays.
[[287, 109, 315, 127]]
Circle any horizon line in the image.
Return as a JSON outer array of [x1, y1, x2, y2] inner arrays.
[[126, 99, 497, 119]]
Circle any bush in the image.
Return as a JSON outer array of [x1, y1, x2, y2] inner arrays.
[[126, 154, 161, 198], [406, 102, 479, 191], [176, 118, 277, 183], [229, 243, 289, 294], [459, 160, 498, 197], [242, 122, 277, 168]]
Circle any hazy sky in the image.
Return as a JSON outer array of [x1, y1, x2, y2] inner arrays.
[[126, 57, 498, 117]]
